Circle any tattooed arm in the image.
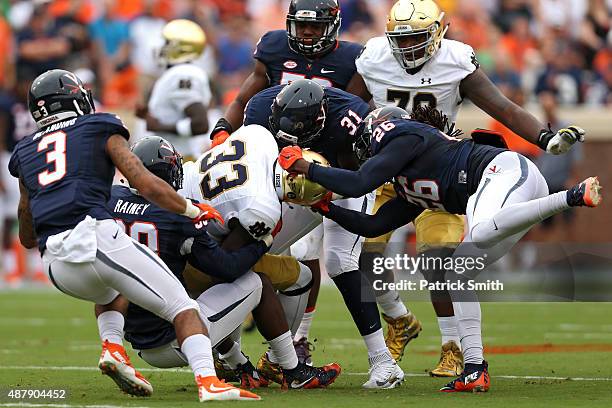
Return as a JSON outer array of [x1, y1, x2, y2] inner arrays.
[[17, 179, 37, 249]]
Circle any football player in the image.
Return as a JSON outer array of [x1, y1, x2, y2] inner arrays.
[[181, 123, 347, 387], [241, 79, 405, 389], [9, 69, 258, 402], [345, 0, 586, 374], [278, 105, 600, 392], [110, 136, 341, 390], [209, 0, 363, 351], [136, 19, 211, 157]]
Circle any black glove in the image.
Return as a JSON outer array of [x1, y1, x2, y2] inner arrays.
[[210, 117, 234, 140]]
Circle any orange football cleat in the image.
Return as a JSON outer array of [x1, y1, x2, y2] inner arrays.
[[98, 340, 153, 397], [196, 375, 261, 401]]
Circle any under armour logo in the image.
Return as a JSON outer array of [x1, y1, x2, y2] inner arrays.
[[421, 78, 432, 84], [248, 222, 271, 238]]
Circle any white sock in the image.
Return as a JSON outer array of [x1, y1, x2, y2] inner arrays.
[[363, 328, 388, 359], [181, 334, 216, 378], [376, 290, 408, 319], [453, 301, 483, 364], [268, 331, 298, 370], [97, 311, 124, 345], [294, 309, 315, 341], [219, 341, 247, 369], [437, 316, 461, 349]]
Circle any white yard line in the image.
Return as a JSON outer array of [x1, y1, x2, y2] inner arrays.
[[1, 365, 611, 381]]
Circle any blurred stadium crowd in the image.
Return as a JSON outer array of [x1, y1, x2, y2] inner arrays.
[[0, 0, 610, 284]]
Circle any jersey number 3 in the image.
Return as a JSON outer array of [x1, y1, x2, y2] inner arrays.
[[199, 140, 248, 200], [37, 131, 67, 186]]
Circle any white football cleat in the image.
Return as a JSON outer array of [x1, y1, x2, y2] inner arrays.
[[362, 351, 405, 389], [98, 340, 153, 397], [196, 375, 261, 401]]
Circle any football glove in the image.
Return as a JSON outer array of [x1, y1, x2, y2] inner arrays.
[[537, 125, 585, 155], [210, 117, 233, 140], [278, 145, 304, 170], [192, 202, 224, 225], [310, 191, 333, 214]]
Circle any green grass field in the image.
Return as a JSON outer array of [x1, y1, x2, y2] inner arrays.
[[1, 287, 611, 408]]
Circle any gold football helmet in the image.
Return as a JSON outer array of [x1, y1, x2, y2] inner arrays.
[[274, 150, 330, 206], [159, 19, 206, 65], [385, 0, 448, 70]]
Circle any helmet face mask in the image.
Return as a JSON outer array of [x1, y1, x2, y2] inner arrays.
[[385, 0, 448, 70], [158, 19, 206, 66], [287, 0, 341, 57], [28, 69, 95, 129], [131, 136, 184, 191], [269, 79, 328, 148]]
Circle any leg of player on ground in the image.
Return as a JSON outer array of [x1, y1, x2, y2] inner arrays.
[[45, 220, 259, 401], [325, 195, 404, 389]]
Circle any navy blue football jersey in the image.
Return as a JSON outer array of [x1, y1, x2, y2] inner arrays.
[[244, 85, 370, 167], [8, 113, 129, 250], [254, 30, 362, 90], [371, 119, 504, 214], [109, 185, 210, 350]]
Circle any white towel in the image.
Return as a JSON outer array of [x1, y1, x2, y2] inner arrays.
[[46, 216, 97, 263]]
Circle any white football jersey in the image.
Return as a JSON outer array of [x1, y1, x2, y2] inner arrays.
[[356, 37, 478, 122], [181, 125, 281, 242], [148, 63, 212, 154]]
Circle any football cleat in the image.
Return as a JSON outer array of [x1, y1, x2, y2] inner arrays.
[[214, 357, 239, 383], [293, 337, 314, 366], [567, 177, 602, 208], [98, 340, 153, 397], [430, 341, 464, 377], [362, 352, 405, 389], [440, 361, 490, 393], [196, 375, 261, 401], [256, 352, 284, 385], [383, 313, 422, 361], [236, 359, 269, 389], [282, 361, 341, 390]]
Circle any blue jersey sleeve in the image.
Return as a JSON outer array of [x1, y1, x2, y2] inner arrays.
[[253, 30, 287, 66], [326, 196, 422, 238], [308, 135, 418, 197], [244, 86, 282, 128], [187, 236, 268, 282], [89, 113, 130, 141], [8, 148, 20, 178], [325, 87, 371, 140]]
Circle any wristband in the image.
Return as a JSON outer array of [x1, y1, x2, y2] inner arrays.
[[176, 118, 193, 137], [182, 200, 200, 219]]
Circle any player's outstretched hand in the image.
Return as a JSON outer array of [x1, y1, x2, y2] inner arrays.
[[278, 146, 304, 171], [539, 125, 585, 155], [192, 202, 224, 225]]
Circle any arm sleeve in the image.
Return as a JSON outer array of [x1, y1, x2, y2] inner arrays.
[[99, 113, 130, 140], [187, 235, 268, 282], [308, 136, 420, 197], [8, 150, 19, 178], [326, 196, 423, 238]]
